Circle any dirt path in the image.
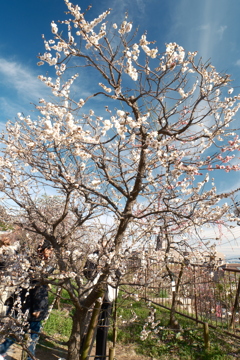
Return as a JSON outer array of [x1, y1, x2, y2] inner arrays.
[[4, 342, 152, 360]]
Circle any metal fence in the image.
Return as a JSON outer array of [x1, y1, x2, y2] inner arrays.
[[123, 258, 240, 334]]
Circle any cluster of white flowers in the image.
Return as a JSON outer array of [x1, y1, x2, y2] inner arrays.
[[160, 42, 186, 71], [38, 73, 79, 101], [124, 56, 138, 81], [51, 21, 58, 34], [140, 307, 161, 341], [74, 9, 111, 49], [139, 34, 158, 59], [118, 20, 132, 35], [91, 179, 102, 188], [178, 81, 198, 99], [99, 82, 112, 93], [78, 98, 85, 107]]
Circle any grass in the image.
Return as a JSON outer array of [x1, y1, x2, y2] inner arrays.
[[48, 286, 72, 306], [40, 286, 73, 349], [43, 309, 72, 340], [110, 292, 240, 359], [42, 288, 240, 359], [158, 289, 169, 298]]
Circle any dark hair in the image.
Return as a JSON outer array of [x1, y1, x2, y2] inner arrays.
[[37, 241, 53, 253]]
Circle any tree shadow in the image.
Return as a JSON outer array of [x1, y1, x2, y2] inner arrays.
[[36, 344, 67, 360], [4, 343, 67, 360]]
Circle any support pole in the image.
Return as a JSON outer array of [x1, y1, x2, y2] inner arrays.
[[81, 294, 104, 360], [109, 347, 115, 360], [203, 322, 210, 350]]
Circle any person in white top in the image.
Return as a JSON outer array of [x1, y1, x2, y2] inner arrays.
[[83, 247, 120, 360]]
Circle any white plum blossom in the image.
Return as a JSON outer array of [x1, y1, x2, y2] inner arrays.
[[51, 21, 58, 34], [117, 110, 125, 118], [78, 98, 85, 107], [99, 82, 112, 93], [91, 179, 101, 187], [118, 21, 132, 34]]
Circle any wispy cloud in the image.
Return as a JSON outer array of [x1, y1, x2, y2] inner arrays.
[[168, 0, 234, 67], [0, 57, 54, 124], [104, 0, 146, 23], [0, 97, 22, 122], [135, 0, 145, 13], [0, 57, 49, 102], [216, 25, 227, 40], [196, 24, 227, 42], [199, 224, 240, 255], [197, 24, 210, 31]]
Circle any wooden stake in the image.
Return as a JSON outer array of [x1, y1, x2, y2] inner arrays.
[[203, 322, 210, 350]]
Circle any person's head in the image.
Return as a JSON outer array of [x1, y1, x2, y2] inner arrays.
[[37, 241, 53, 260]]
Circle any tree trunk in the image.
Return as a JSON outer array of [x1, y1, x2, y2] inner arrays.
[[67, 309, 88, 360], [169, 263, 184, 328], [67, 285, 106, 360]]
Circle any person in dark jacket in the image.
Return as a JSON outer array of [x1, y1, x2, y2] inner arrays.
[[0, 242, 53, 360]]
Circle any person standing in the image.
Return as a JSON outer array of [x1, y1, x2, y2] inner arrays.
[[95, 286, 116, 360], [83, 248, 119, 360], [0, 242, 53, 360]]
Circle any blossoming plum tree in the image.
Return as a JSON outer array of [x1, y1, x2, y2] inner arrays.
[[1, 0, 240, 358]]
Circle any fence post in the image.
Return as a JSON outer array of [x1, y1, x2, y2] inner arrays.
[[109, 347, 115, 360], [203, 322, 210, 350], [193, 266, 198, 324], [112, 286, 118, 348], [145, 262, 147, 301]]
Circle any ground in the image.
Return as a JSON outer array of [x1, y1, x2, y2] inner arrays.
[[4, 342, 152, 360]]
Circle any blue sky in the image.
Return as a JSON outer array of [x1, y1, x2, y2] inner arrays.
[[1, 0, 240, 255], [1, 0, 240, 123]]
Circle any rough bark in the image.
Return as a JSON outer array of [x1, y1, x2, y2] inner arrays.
[[67, 309, 87, 360]]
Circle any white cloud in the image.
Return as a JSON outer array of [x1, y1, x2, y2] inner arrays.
[[0, 57, 49, 102], [235, 60, 240, 66]]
